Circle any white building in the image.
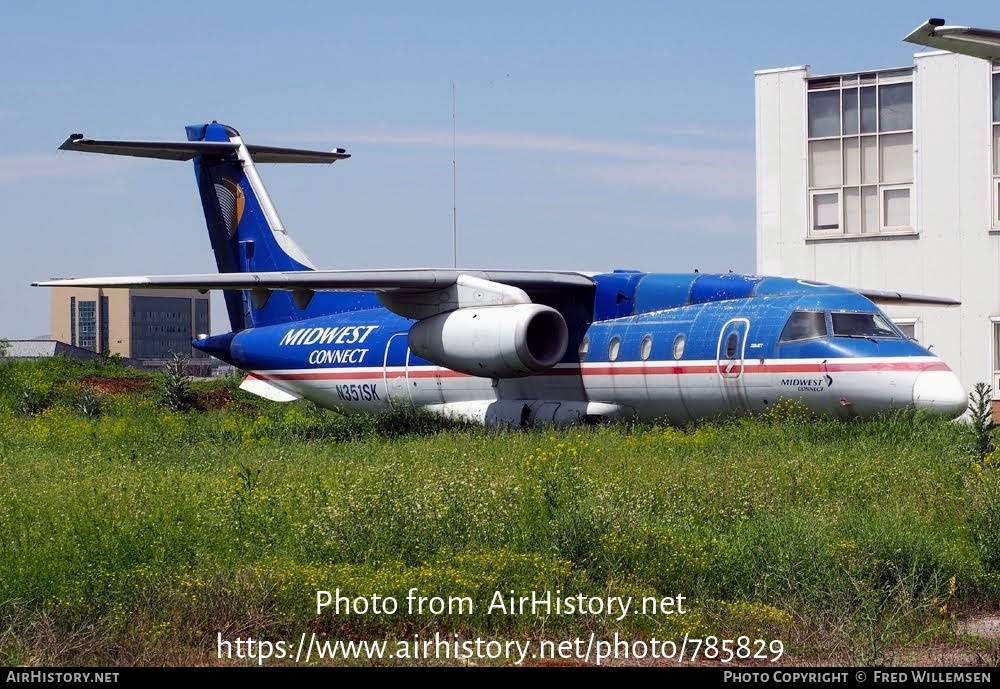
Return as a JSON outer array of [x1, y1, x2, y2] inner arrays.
[[755, 49, 1000, 410]]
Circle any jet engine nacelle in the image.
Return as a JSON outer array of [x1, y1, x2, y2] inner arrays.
[[408, 304, 569, 378]]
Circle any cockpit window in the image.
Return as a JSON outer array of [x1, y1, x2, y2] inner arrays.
[[831, 312, 901, 338], [779, 311, 828, 342]]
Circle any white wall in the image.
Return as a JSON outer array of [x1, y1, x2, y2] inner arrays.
[[755, 52, 1000, 399]]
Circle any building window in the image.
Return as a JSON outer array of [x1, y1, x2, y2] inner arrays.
[[69, 297, 76, 347], [993, 319, 1000, 401], [807, 70, 914, 237], [194, 299, 210, 358], [78, 300, 97, 352], [992, 70, 1000, 228], [130, 295, 195, 360], [100, 295, 109, 354], [892, 317, 918, 342]]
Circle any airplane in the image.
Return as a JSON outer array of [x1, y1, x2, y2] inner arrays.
[[34, 122, 969, 426]]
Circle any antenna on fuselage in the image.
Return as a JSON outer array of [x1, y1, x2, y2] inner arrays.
[[452, 81, 458, 269]]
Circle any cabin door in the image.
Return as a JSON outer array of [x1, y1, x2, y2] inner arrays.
[[382, 333, 412, 409], [716, 318, 750, 410]]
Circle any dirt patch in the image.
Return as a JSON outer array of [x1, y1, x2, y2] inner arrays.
[[958, 613, 1000, 640], [77, 376, 152, 395], [196, 388, 234, 411]]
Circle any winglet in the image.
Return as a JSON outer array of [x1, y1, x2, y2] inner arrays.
[[904, 17, 1000, 61]]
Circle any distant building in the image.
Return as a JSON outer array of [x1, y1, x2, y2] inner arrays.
[[49, 287, 211, 374], [3, 340, 105, 362]]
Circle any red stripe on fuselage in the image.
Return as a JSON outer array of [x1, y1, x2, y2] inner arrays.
[[253, 360, 950, 381], [563, 361, 951, 376]]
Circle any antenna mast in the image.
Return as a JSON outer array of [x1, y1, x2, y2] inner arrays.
[[452, 81, 457, 269]]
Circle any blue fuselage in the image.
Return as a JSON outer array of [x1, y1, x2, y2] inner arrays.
[[195, 272, 967, 424]]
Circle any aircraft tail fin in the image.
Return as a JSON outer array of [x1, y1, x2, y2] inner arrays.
[[59, 123, 367, 330], [186, 122, 323, 330]]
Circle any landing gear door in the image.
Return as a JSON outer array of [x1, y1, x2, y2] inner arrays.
[[716, 318, 749, 379]]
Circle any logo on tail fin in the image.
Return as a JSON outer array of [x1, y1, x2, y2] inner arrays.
[[214, 178, 245, 238]]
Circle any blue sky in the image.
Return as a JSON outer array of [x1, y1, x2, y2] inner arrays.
[[1, 1, 987, 337]]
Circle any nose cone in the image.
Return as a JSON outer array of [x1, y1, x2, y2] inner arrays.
[[912, 369, 968, 418]]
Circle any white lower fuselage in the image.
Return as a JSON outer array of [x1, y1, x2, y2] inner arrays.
[[247, 354, 964, 425]]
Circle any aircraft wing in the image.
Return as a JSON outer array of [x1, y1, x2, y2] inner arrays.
[[34, 269, 597, 320], [33, 269, 594, 291], [853, 288, 960, 306], [904, 18, 1000, 61]]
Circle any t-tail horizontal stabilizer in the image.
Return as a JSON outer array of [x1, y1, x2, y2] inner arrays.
[[57, 123, 354, 332], [59, 135, 350, 163]]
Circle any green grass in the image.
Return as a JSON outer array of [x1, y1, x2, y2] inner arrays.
[[0, 358, 997, 665]]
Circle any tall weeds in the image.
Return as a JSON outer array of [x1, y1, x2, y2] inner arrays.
[[0, 360, 991, 665]]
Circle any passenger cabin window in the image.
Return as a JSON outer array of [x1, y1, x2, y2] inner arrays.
[[578, 337, 589, 361], [639, 335, 653, 361], [831, 312, 900, 338], [672, 334, 686, 360], [608, 336, 621, 362], [779, 311, 828, 342]]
